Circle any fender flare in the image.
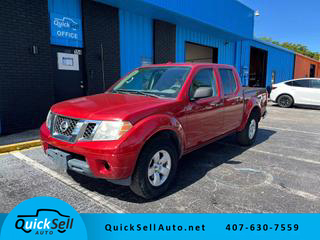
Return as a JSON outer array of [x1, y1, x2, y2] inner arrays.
[[117, 114, 185, 174], [237, 99, 262, 131]]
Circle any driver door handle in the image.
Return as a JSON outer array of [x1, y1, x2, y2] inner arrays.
[[210, 102, 224, 107]]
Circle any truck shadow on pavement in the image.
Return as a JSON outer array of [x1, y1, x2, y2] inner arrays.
[[271, 103, 320, 110], [68, 128, 276, 204]]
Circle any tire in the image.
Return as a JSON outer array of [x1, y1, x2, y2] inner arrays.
[[130, 136, 178, 199], [237, 113, 259, 146], [277, 94, 294, 108]]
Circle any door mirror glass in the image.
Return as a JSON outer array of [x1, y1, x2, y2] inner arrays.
[[192, 87, 213, 100]]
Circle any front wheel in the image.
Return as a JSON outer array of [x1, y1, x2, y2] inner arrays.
[[237, 113, 259, 146], [130, 137, 178, 199]]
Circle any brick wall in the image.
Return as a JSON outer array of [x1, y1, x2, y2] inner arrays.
[[0, 0, 54, 134]]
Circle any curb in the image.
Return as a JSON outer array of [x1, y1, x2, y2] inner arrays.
[[0, 140, 42, 154]]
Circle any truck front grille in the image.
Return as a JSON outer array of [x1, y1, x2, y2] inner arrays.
[[82, 123, 97, 139], [54, 116, 79, 136], [50, 114, 100, 143]]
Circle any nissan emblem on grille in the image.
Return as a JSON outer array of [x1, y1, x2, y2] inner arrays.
[[60, 120, 69, 133], [54, 116, 79, 137]]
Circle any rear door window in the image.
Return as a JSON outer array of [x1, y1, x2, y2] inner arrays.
[[219, 69, 237, 95], [311, 80, 320, 89], [285, 81, 293, 86], [292, 80, 311, 88]]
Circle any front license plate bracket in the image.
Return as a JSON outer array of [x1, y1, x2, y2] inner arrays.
[[46, 149, 72, 172]]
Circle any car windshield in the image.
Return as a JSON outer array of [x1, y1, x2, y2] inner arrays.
[[112, 67, 191, 98]]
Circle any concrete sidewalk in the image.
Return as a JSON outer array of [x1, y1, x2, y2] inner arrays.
[[0, 129, 39, 146], [0, 129, 40, 149]]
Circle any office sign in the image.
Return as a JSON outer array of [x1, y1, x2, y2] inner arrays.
[[50, 13, 83, 48]]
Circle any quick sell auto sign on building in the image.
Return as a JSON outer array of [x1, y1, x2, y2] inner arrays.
[[50, 13, 83, 48]]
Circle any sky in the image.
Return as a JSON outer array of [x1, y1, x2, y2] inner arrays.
[[238, 0, 320, 52]]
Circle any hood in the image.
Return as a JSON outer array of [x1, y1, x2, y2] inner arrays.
[[51, 93, 176, 124]]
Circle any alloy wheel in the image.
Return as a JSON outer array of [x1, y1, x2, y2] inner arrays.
[[147, 150, 172, 187]]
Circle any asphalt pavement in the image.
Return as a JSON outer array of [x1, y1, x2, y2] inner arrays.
[[1, 104, 319, 213]]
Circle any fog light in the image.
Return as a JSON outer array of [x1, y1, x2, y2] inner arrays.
[[104, 162, 110, 170]]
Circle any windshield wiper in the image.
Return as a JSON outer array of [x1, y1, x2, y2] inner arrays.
[[112, 89, 160, 98]]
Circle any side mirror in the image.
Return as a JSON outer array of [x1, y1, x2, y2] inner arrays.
[[192, 87, 213, 100]]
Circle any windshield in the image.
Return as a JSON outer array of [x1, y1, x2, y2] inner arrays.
[[112, 67, 191, 98]]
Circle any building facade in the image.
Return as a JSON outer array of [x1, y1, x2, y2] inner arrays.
[[0, 0, 297, 134], [294, 54, 320, 79]]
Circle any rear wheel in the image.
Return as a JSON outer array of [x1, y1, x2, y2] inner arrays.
[[277, 94, 293, 108], [130, 137, 178, 199], [237, 113, 259, 146]]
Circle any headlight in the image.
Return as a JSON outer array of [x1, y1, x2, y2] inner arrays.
[[92, 121, 132, 141], [46, 110, 54, 129]]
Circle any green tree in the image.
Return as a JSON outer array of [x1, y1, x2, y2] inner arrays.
[[260, 37, 320, 61]]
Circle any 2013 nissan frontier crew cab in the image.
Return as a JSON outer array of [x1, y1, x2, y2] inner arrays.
[[40, 63, 267, 199]]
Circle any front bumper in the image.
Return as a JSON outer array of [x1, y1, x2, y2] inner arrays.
[[40, 123, 138, 185], [47, 148, 94, 176]]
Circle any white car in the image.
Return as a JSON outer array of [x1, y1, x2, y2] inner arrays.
[[270, 78, 320, 108]]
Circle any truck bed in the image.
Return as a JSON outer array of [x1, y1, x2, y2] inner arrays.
[[243, 87, 267, 96], [243, 87, 268, 118]]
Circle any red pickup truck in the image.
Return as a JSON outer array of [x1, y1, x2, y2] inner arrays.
[[40, 63, 267, 199]]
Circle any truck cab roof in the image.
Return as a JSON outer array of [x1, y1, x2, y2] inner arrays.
[[140, 63, 236, 69]]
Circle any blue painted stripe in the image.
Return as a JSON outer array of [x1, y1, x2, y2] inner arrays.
[[119, 10, 153, 76], [48, 0, 81, 18], [140, 0, 254, 39]]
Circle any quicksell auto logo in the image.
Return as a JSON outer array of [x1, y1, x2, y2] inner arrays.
[[0, 197, 87, 240], [15, 209, 74, 235], [53, 16, 80, 40], [54, 17, 79, 31], [50, 13, 83, 48]]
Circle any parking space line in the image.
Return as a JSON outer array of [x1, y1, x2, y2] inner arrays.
[[11, 151, 126, 213], [220, 142, 320, 166], [261, 125, 320, 136], [270, 183, 319, 201], [249, 148, 320, 165]]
